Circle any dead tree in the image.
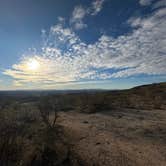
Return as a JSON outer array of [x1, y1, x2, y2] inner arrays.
[[37, 97, 61, 128]]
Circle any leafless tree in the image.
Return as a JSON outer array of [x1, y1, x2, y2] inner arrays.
[[37, 96, 62, 128]]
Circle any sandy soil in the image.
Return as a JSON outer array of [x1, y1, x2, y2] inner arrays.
[[57, 109, 166, 166]]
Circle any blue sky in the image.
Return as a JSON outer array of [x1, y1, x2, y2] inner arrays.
[[0, 0, 166, 90]]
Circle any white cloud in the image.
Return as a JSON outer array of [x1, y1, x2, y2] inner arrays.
[[91, 0, 105, 15], [139, 0, 153, 6], [70, 0, 105, 30], [3, 0, 166, 88], [72, 6, 86, 20], [57, 16, 65, 24], [152, 0, 166, 9], [70, 5, 87, 30]]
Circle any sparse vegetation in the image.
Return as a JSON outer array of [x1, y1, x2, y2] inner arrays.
[[0, 82, 165, 166]]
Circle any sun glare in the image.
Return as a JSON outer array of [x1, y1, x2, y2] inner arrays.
[[27, 59, 40, 71]]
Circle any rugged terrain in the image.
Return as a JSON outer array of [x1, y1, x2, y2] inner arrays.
[[0, 82, 165, 166]]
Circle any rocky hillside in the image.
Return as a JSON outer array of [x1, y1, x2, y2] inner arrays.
[[70, 82, 166, 113], [105, 82, 166, 110]]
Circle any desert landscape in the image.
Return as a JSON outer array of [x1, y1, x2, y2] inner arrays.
[[0, 0, 166, 165], [0, 82, 166, 166]]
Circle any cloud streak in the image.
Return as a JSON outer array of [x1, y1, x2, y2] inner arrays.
[[139, 0, 153, 6], [3, 0, 166, 88]]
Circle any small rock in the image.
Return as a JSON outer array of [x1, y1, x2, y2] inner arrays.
[[96, 142, 101, 145], [83, 121, 89, 124]]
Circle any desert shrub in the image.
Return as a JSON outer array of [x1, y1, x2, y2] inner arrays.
[[0, 96, 69, 166], [0, 104, 27, 166], [74, 93, 108, 113], [33, 96, 69, 165]]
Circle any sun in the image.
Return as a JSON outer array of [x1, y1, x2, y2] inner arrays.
[[27, 59, 40, 71]]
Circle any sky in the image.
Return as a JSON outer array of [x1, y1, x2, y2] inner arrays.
[[0, 0, 166, 90]]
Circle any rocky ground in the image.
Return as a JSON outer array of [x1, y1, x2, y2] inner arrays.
[[57, 109, 166, 166]]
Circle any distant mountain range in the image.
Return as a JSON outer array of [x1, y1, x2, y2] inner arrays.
[[0, 82, 165, 96], [0, 82, 165, 111]]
